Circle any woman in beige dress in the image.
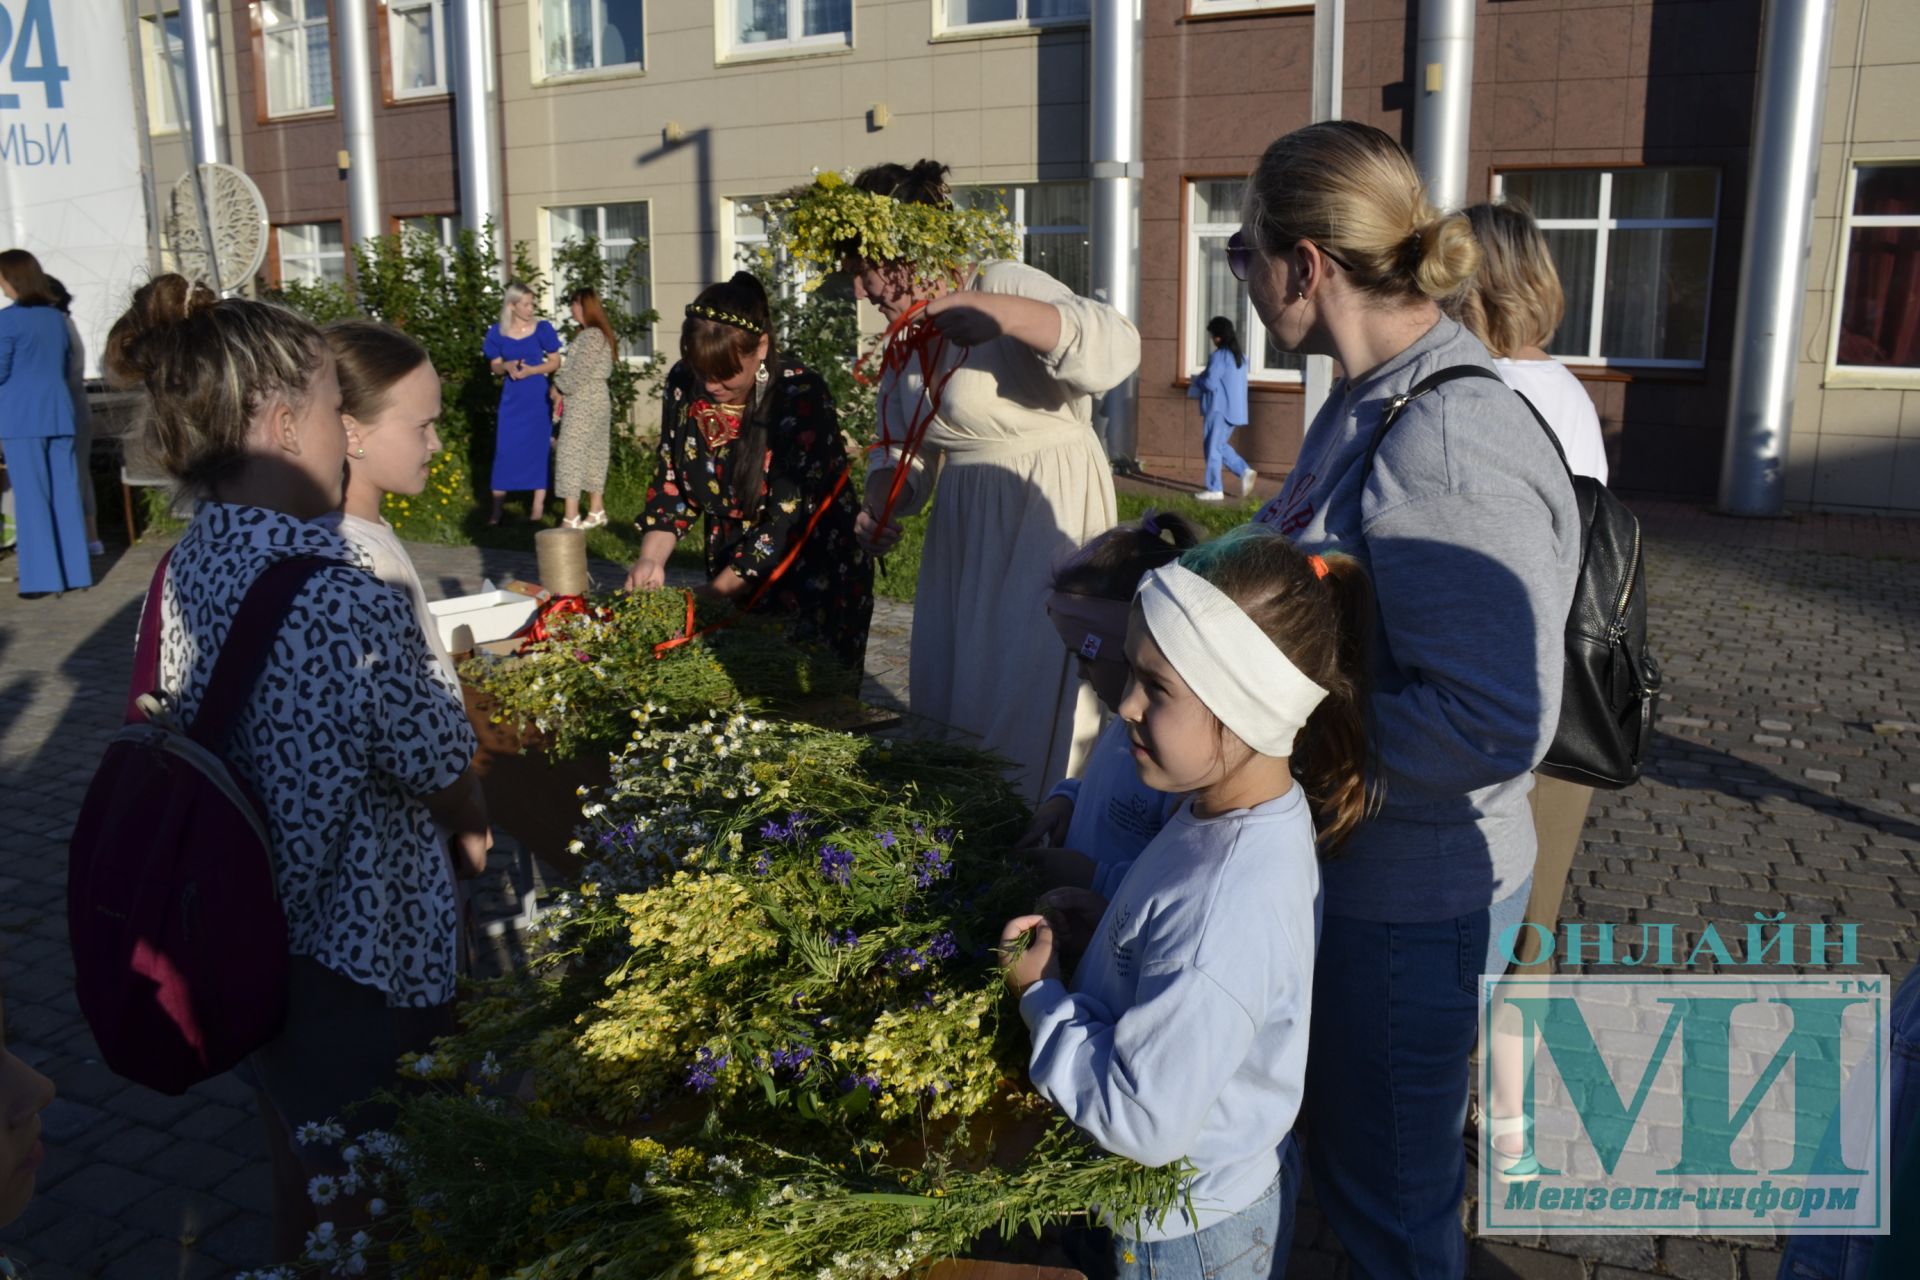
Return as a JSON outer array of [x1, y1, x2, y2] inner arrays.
[[551, 287, 616, 529], [846, 161, 1140, 801]]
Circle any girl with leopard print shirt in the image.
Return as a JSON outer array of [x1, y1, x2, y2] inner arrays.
[[104, 276, 492, 1264]]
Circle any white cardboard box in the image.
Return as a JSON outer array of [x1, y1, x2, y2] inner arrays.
[[428, 589, 541, 653]]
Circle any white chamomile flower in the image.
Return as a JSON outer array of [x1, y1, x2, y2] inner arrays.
[[367, 1198, 389, 1218], [307, 1174, 339, 1205], [568, 839, 585, 854], [480, 1051, 502, 1081], [411, 1054, 437, 1076], [629, 1181, 646, 1205]]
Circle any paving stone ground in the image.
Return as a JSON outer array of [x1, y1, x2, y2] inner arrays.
[[1, 499, 1915, 1278]]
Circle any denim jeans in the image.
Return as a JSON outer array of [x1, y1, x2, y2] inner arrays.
[[1115, 1139, 1301, 1280], [1302, 886, 1527, 1280]]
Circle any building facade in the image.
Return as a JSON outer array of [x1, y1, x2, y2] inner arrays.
[[125, 0, 1919, 512]]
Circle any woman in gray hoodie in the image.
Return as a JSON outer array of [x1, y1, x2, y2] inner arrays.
[[1243, 122, 1582, 1277]]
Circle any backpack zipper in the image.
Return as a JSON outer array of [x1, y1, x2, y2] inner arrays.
[[1609, 523, 1642, 640]]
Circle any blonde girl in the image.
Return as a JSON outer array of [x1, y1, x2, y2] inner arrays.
[[1001, 525, 1374, 1280], [1243, 121, 1581, 1276]]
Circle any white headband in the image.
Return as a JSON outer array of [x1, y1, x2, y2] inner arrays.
[[1137, 562, 1329, 758]]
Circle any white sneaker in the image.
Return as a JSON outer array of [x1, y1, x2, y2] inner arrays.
[[1239, 468, 1258, 499], [1194, 489, 1226, 502], [88, 540, 106, 557]]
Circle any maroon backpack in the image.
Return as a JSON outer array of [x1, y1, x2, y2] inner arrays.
[[68, 552, 342, 1095]]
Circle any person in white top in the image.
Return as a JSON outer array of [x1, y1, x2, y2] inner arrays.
[[1449, 202, 1609, 484], [318, 319, 461, 687]]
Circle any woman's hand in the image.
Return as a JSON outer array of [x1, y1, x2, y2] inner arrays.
[[998, 914, 1060, 996], [1014, 794, 1074, 852], [626, 558, 668, 592], [694, 568, 750, 603], [854, 508, 905, 555]]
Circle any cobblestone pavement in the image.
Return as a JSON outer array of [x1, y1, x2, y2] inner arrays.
[[0, 501, 1915, 1278]]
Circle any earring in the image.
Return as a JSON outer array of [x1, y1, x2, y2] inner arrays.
[[353, 446, 367, 459], [754, 363, 770, 386]]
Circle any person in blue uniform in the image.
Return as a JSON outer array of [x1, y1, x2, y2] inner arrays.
[[482, 281, 563, 524], [0, 249, 92, 598], [1186, 315, 1255, 502]]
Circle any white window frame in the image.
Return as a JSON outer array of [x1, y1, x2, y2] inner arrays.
[[258, 0, 335, 119], [398, 213, 459, 249], [544, 201, 655, 361], [386, 0, 449, 99], [277, 222, 348, 285], [953, 182, 1091, 295], [536, 0, 647, 82], [142, 10, 200, 135], [1183, 179, 1302, 386], [720, 0, 853, 61], [1826, 160, 1920, 388], [933, 0, 1088, 40], [1492, 167, 1720, 371], [1183, 0, 1311, 17]]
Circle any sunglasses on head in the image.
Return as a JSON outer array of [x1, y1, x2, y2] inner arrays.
[[1226, 231, 1355, 282]]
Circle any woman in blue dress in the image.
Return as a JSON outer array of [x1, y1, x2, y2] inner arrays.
[[482, 281, 563, 524], [0, 249, 91, 598], [1186, 314, 1256, 502]]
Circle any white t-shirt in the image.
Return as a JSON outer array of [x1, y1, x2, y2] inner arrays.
[[319, 511, 460, 685], [1493, 357, 1610, 484]]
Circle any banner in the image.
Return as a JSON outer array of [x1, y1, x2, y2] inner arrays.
[[0, 0, 148, 377]]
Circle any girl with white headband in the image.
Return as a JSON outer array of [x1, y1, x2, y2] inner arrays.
[[1015, 511, 1204, 896], [1000, 524, 1373, 1280]]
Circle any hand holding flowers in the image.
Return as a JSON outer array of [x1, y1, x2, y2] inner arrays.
[[998, 913, 1060, 996]]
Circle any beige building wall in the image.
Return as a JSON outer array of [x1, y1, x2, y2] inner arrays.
[[1790, 0, 1920, 513], [497, 0, 1091, 360]]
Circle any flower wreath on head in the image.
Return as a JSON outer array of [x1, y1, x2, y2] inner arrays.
[[761, 169, 1019, 292]]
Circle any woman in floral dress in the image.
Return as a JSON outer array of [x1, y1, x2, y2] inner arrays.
[[625, 272, 873, 671]]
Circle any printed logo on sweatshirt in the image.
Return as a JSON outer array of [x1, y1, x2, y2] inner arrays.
[[1258, 473, 1316, 536], [1105, 794, 1161, 844], [1106, 903, 1137, 981]]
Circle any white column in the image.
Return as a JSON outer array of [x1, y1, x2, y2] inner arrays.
[[337, 0, 384, 247], [180, 0, 226, 166], [451, 0, 503, 268], [1089, 0, 1144, 467], [1411, 0, 1474, 210], [1302, 0, 1346, 431], [1717, 0, 1837, 516]]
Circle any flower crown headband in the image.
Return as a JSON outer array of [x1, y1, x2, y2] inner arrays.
[[760, 170, 1018, 292], [685, 303, 763, 334]]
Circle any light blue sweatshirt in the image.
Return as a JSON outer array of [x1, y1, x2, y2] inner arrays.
[[1186, 345, 1250, 431], [1255, 315, 1580, 924], [1020, 785, 1321, 1241], [1046, 718, 1183, 897]]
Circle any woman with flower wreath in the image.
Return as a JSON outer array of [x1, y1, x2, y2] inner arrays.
[[624, 272, 874, 671], [781, 160, 1139, 801]]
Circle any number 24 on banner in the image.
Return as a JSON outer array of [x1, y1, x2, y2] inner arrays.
[[0, 0, 70, 111]]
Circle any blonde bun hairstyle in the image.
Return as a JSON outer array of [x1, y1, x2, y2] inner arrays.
[[105, 273, 327, 495], [1246, 121, 1479, 303]]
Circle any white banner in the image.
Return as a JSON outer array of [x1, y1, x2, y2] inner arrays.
[[0, 0, 148, 377]]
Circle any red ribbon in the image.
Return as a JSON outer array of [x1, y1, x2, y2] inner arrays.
[[859, 301, 967, 540], [522, 594, 599, 647]]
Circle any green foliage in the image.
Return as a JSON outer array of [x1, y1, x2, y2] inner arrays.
[[513, 234, 660, 440], [767, 170, 1017, 288]]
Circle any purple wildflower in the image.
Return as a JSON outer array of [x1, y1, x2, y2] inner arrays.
[[831, 929, 859, 947], [884, 946, 926, 975], [770, 1045, 814, 1073], [685, 1048, 730, 1093], [914, 848, 951, 888], [819, 844, 854, 886], [927, 931, 959, 961], [758, 817, 788, 841], [935, 827, 954, 845], [839, 1073, 881, 1095], [878, 829, 897, 848]]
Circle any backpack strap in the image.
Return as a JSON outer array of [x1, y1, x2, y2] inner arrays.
[[1364, 362, 1575, 482], [125, 549, 176, 726], [189, 556, 348, 752]]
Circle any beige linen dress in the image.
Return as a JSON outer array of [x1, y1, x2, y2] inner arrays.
[[872, 260, 1137, 801], [552, 327, 614, 496]]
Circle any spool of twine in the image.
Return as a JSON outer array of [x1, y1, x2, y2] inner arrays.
[[535, 527, 591, 597]]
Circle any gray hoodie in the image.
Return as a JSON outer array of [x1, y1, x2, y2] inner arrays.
[[1255, 315, 1581, 923]]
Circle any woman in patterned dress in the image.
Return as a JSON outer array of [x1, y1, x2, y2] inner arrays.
[[624, 272, 873, 672], [551, 286, 616, 529]]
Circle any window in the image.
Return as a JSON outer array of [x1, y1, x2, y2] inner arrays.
[[542, 0, 644, 77], [1183, 179, 1305, 383], [1494, 168, 1719, 368], [548, 203, 653, 359], [1832, 164, 1920, 375], [387, 0, 448, 98], [940, 0, 1086, 34], [278, 222, 347, 284], [726, 0, 851, 57], [1184, 0, 1309, 16], [398, 213, 459, 249], [953, 183, 1091, 296], [144, 9, 225, 134], [258, 0, 334, 117]]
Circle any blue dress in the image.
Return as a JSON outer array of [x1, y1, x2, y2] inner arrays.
[[483, 320, 562, 491], [0, 303, 90, 593]]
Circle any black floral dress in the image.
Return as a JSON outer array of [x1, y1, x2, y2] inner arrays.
[[640, 360, 874, 671]]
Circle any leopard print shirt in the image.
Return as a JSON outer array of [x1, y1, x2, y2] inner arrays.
[[151, 503, 474, 1007]]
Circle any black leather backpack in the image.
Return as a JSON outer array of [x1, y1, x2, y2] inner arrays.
[[1365, 365, 1661, 789]]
